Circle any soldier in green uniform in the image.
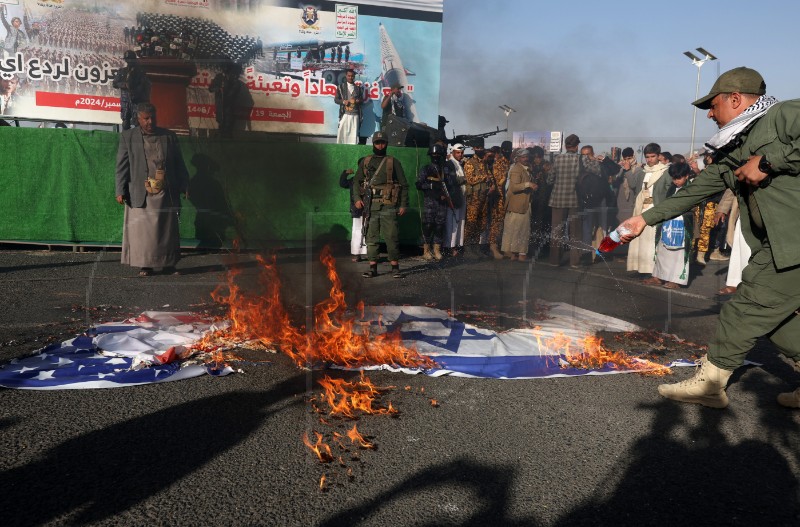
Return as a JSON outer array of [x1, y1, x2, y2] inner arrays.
[[621, 67, 800, 409], [352, 131, 409, 278]]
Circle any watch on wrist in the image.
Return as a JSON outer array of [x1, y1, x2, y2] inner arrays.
[[758, 156, 773, 175]]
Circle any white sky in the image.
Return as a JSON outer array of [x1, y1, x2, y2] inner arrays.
[[438, 0, 800, 155]]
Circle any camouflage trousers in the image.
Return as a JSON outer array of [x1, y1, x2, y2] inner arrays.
[[464, 194, 487, 246], [487, 196, 504, 245], [695, 202, 717, 253]]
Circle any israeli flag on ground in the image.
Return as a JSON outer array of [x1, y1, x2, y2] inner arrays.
[[354, 303, 692, 379], [0, 312, 232, 390]]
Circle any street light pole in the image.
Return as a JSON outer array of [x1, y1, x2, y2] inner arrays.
[[683, 47, 717, 155], [499, 105, 516, 141]]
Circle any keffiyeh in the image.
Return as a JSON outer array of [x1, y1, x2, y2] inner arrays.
[[706, 95, 779, 149]]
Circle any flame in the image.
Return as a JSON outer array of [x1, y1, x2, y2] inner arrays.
[[302, 432, 334, 463], [532, 328, 671, 375], [202, 246, 436, 371], [346, 424, 375, 449], [319, 474, 327, 491], [430, 399, 439, 407], [317, 372, 398, 418]]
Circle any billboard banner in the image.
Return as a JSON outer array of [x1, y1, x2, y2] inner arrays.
[[513, 131, 563, 153], [0, 0, 443, 136]]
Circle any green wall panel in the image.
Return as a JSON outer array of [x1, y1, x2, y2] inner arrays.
[[0, 128, 427, 249]]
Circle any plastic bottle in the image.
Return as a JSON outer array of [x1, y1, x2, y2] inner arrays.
[[596, 225, 631, 254]]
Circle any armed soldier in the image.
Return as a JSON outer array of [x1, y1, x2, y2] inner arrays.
[[416, 143, 457, 261], [463, 139, 492, 258], [352, 131, 409, 278], [486, 140, 512, 259]]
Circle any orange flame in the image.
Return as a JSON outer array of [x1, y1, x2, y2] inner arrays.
[[302, 432, 334, 463], [319, 474, 327, 491], [532, 328, 671, 375], [317, 372, 398, 418], [346, 424, 375, 449], [202, 246, 436, 371]]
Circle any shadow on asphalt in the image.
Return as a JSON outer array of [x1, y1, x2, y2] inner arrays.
[[553, 399, 800, 526], [318, 395, 800, 527], [0, 373, 310, 526], [318, 458, 541, 527]]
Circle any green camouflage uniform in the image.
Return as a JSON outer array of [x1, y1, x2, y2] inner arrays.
[[352, 154, 409, 262]]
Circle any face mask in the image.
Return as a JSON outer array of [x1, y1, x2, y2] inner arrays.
[[475, 150, 486, 159], [372, 145, 387, 156]]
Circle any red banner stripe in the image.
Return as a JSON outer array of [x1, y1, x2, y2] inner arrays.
[[35, 92, 121, 112], [187, 104, 325, 125]]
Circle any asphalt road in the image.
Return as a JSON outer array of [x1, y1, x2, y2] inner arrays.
[[1, 245, 798, 526]]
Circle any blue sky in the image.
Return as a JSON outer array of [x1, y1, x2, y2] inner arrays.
[[438, 0, 800, 155]]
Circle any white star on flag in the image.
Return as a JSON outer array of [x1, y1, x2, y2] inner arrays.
[[105, 358, 128, 365]]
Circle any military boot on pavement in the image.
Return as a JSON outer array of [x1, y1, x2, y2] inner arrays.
[[695, 250, 707, 265], [432, 244, 443, 261], [777, 388, 800, 408], [657, 355, 733, 408], [422, 244, 434, 261]]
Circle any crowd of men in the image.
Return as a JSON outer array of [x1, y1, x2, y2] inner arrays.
[[343, 134, 735, 288], [349, 136, 741, 295], [339, 66, 800, 411]]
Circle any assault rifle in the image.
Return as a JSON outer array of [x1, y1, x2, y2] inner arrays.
[[435, 160, 455, 211], [359, 165, 374, 246], [449, 126, 507, 148], [703, 141, 771, 189]]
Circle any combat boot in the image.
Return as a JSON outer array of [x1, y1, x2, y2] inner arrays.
[[490, 243, 503, 260], [779, 355, 800, 373], [695, 251, 707, 265], [709, 248, 729, 261], [432, 244, 443, 261], [657, 355, 733, 408], [422, 244, 434, 261], [777, 388, 800, 408]]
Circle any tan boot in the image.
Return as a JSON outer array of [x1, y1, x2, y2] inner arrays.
[[777, 388, 800, 408], [490, 243, 503, 260], [432, 243, 443, 261], [709, 248, 730, 261], [422, 244, 434, 261], [696, 251, 707, 265], [657, 355, 733, 408], [779, 355, 800, 373]]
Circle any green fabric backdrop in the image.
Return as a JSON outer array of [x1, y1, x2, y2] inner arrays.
[[0, 128, 428, 248]]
